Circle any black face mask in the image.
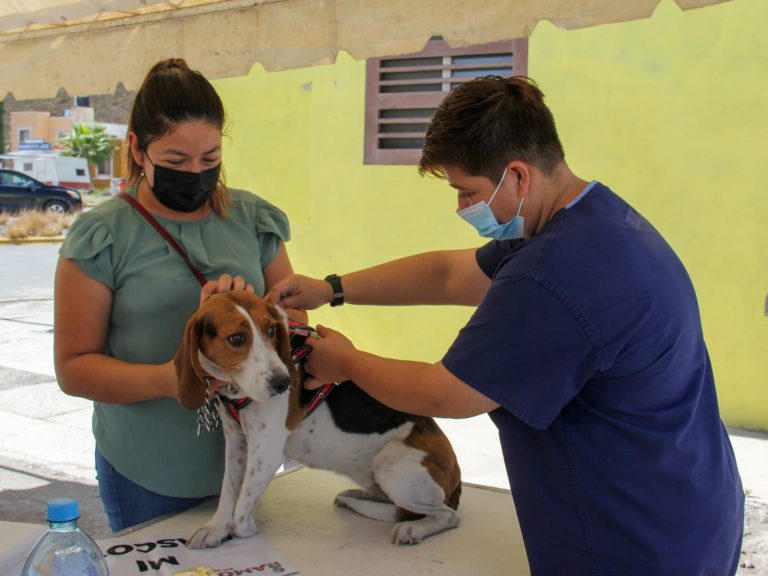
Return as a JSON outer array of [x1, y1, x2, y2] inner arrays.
[[145, 157, 221, 213]]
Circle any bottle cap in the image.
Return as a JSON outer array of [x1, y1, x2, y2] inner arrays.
[[47, 498, 80, 522]]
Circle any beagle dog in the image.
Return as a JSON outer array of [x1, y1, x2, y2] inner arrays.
[[175, 290, 461, 548]]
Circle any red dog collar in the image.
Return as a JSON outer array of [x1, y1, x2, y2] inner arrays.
[[289, 320, 337, 419]]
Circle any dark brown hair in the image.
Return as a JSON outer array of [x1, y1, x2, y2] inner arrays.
[[418, 76, 565, 181], [128, 58, 229, 214]]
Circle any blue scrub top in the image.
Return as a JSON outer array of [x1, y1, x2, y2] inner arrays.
[[443, 182, 743, 575]]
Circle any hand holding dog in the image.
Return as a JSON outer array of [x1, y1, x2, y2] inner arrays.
[[303, 325, 356, 390], [200, 273, 254, 305]]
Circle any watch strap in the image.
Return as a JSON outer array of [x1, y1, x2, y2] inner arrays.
[[324, 274, 344, 307]]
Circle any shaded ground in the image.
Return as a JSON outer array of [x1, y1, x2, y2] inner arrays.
[[0, 455, 109, 538]]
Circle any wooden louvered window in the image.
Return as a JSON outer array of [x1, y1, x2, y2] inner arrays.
[[364, 37, 528, 165]]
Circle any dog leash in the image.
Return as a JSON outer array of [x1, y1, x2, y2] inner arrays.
[[198, 379, 223, 435]]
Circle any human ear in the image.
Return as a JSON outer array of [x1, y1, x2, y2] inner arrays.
[[127, 132, 145, 167], [506, 161, 530, 196]]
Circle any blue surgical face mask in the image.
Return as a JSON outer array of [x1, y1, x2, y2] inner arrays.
[[456, 168, 525, 240]]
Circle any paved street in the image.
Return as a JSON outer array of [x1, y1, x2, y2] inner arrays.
[[0, 243, 108, 536]]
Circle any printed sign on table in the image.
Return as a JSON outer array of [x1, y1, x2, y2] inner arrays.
[[97, 531, 298, 576]]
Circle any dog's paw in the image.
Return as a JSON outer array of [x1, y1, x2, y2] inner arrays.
[[392, 521, 425, 545], [232, 512, 259, 539], [186, 525, 231, 549]]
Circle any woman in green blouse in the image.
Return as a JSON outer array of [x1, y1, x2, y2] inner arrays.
[[54, 58, 300, 532]]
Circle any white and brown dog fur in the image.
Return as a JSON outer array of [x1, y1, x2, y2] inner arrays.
[[175, 290, 461, 548]]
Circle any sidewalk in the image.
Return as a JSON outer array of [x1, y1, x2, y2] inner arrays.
[[0, 297, 765, 572]]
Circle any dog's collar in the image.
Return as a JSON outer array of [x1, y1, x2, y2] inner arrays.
[[215, 381, 333, 425], [219, 395, 253, 423], [303, 383, 335, 419], [289, 320, 337, 420], [196, 380, 254, 431]]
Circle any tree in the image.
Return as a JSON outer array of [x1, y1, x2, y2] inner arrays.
[[58, 124, 117, 185]]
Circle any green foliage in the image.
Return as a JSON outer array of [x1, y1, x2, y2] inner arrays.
[[58, 124, 116, 170]]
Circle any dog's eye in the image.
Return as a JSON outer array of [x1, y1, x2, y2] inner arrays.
[[227, 333, 248, 347], [266, 325, 276, 338]]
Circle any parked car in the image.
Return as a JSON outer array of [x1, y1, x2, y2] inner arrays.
[[0, 169, 83, 214]]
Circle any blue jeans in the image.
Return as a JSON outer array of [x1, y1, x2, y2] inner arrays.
[[95, 448, 215, 532]]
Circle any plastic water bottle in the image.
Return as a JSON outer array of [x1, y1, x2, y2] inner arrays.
[[21, 497, 110, 576]]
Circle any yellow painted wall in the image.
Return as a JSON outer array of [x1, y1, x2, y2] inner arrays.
[[213, 0, 768, 430], [215, 59, 483, 361], [10, 111, 50, 150]]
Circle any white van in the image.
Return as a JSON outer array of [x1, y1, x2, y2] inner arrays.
[[0, 153, 92, 192]]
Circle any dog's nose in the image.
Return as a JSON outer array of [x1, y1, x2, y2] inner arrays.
[[268, 373, 291, 395]]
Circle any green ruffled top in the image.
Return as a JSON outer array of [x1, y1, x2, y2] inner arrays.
[[59, 185, 290, 497]]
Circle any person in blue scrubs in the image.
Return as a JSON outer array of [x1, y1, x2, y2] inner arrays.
[[266, 76, 744, 576]]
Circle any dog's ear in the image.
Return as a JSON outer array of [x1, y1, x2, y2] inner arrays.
[[273, 314, 292, 367], [266, 304, 292, 365], [269, 306, 304, 430], [174, 311, 209, 410]]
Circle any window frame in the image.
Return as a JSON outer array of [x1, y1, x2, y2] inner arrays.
[[96, 156, 113, 179], [364, 37, 528, 165]]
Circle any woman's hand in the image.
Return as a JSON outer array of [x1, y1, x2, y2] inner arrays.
[[200, 274, 254, 306]]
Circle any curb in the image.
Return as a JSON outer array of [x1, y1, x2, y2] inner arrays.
[[0, 237, 65, 245]]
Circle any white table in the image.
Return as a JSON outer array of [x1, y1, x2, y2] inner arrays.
[[2, 467, 530, 575]]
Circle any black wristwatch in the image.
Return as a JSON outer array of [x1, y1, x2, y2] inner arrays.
[[324, 274, 344, 307]]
